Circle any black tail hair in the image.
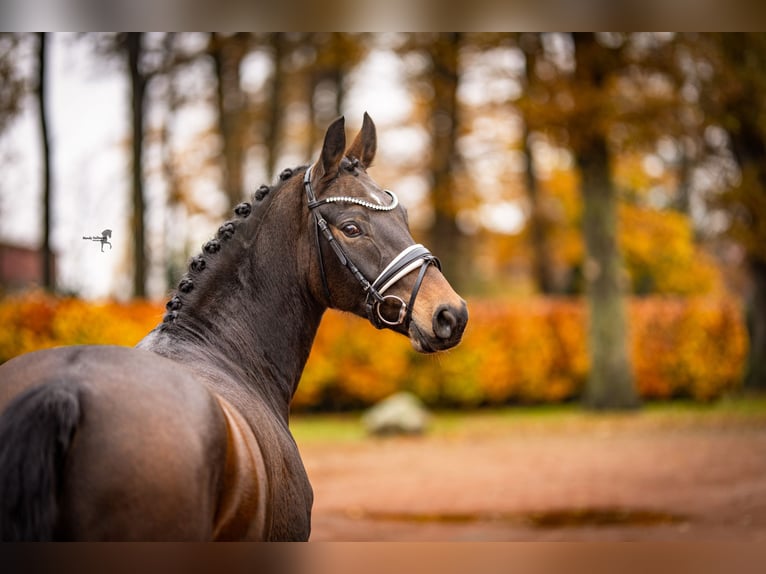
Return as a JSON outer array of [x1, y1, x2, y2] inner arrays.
[[0, 381, 81, 541]]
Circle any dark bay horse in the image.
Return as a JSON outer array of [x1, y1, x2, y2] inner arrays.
[[0, 114, 467, 541]]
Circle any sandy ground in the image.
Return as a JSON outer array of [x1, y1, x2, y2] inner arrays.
[[296, 412, 766, 541]]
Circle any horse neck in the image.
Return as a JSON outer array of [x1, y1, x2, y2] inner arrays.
[[139, 176, 325, 421]]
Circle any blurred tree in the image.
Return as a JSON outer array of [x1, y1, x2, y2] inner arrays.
[[209, 33, 251, 209], [105, 33, 206, 297], [304, 33, 367, 157], [264, 33, 285, 182], [610, 144, 724, 295], [416, 33, 470, 291], [515, 33, 714, 406], [158, 34, 185, 290], [519, 33, 556, 294], [569, 33, 639, 409], [430, 33, 465, 289], [0, 34, 26, 257], [125, 33, 149, 298], [36, 33, 54, 292], [156, 33, 208, 291], [618, 203, 720, 295], [0, 34, 25, 136], [701, 33, 766, 390]]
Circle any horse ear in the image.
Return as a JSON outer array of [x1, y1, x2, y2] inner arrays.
[[346, 112, 377, 168], [316, 116, 346, 182]]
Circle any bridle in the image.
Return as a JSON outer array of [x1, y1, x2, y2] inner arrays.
[[303, 165, 441, 330]]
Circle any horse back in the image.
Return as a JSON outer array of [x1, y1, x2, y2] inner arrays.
[[0, 345, 257, 540]]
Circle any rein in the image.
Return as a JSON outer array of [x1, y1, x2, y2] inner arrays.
[[303, 165, 441, 329]]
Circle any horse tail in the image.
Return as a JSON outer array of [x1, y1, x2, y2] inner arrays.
[[0, 381, 81, 541]]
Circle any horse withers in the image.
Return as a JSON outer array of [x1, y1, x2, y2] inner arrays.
[[0, 114, 468, 541]]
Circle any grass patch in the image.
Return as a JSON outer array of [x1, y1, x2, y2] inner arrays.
[[290, 413, 367, 444], [289, 393, 766, 445]]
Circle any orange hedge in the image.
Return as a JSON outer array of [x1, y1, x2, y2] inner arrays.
[[0, 292, 163, 362], [297, 297, 747, 409], [0, 293, 747, 409]]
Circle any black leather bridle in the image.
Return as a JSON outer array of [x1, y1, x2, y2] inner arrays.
[[303, 165, 441, 329]]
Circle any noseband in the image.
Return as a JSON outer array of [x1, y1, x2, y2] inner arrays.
[[303, 166, 441, 329]]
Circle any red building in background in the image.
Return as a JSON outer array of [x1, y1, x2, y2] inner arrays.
[[0, 243, 54, 292]]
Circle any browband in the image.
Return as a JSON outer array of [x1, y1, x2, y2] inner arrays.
[[308, 190, 399, 212]]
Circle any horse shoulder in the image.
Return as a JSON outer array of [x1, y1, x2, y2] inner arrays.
[[210, 394, 269, 540]]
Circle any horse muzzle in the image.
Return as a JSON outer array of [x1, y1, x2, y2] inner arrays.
[[414, 298, 468, 353]]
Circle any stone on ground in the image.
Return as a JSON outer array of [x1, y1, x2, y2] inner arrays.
[[362, 391, 431, 436]]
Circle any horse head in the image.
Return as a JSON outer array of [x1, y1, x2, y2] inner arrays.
[[305, 113, 468, 353]]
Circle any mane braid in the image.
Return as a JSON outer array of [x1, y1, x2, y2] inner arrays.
[[159, 165, 309, 328]]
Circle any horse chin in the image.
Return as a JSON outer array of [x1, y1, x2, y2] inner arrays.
[[408, 323, 459, 354], [409, 334, 437, 354]]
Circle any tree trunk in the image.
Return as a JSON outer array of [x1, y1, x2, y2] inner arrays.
[[577, 136, 639, 409], [329, 33, 346, 118], [427, 33, 467, 291], [726, 109, 766, 393], [306, 33, 348, 160], [523, 129, 555, 294], [126, 33, 147, 298], [159, 33, 186, 292], [306, 67, 318, 159], [721, 35, 766, 391], [520, 35, 555, 294], [211, 33, 248, 209], [37, 32, 54, 292], [266, 33, 285, 181], [745, 259, 766, 390], [674, 142, 692, 215], [572, 33, 638, 410]]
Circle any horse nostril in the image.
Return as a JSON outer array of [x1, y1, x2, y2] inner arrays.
[[434, 306, 458, 340]]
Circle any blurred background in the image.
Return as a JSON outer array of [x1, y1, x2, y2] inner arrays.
[[1, 33, 763, 408]]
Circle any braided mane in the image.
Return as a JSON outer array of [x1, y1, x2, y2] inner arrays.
[[159, 166, 308, 328]]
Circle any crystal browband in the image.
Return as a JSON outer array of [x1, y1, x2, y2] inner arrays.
[[307, 190, 399, 212]]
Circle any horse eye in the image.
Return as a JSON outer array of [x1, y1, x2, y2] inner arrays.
[[341, 222, 363, 237]]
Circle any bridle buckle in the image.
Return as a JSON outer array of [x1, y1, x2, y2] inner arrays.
[[374, 295, 408, 327]]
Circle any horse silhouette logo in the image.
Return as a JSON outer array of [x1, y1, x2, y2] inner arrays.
[[82, 229, 112, 252]]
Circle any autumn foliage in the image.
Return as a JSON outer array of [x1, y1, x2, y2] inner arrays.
[[0, 293, 163, 362], [297, 297, 746, 409], [0, 293, 746, 409]]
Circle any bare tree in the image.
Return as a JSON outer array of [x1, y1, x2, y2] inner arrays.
[[421, 33, 469, 291], [125, 33, 148, 298], [210, 33, 251, 209], [36, 33, 54, 292], [519, 33, 556, 294], [264, 33, 285, 182]]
